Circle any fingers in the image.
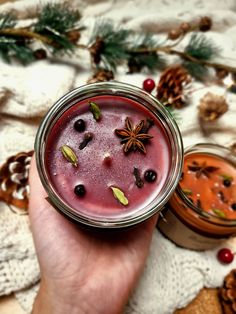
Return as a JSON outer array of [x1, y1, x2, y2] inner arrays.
[[28, 154, 48, 216]]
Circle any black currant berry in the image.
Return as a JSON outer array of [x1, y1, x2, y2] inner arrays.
[[223, 179, 231, 187], [144, 169, 157, 183], [74, 184, 86, 197], [74, 119, 86, 132], [231, 203, 236, 210]]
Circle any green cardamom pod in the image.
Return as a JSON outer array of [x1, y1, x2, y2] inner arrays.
[[212, 208, 226, 218], [110, 186, 129, 206], [89, 101, 101, 121], [60, 145, 78, 167], [182, 189, 192, 195]]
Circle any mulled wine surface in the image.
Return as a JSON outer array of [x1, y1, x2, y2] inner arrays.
[[45, 95, 171, 218], [180, 153, 236, 220]]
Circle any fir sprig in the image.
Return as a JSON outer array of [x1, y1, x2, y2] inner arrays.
[[34, 3, 81, 52], [0, 13, 35, 64], [127, 33, 166, 73], [0, 4, 82, 64], [89, 20, 131, 70], [0, 7, 236, 85], [185, 33, 220, 60], [0, 14, 16, 29], [182, 33, 221, 79]]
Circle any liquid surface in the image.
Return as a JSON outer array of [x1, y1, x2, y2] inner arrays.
[[180, 153, 236, 220], [45, 95, 171, 218]]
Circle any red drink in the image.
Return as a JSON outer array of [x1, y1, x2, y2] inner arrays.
[[45, 95, 170, 217], [35, 82, 183, 228]]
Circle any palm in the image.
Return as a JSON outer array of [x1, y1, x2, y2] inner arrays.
[[29, 156, 157, 313]]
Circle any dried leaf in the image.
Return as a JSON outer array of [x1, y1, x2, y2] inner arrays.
[[110, 186, 129, 206]]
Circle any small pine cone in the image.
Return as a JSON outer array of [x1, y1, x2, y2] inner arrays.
[[216, 69, 228, 80], [89, 36, 105, 64], [0, 151, 33, 211], [66, 30, 81, 44], [180, 22, 191, 33], [87, 69, 114, 84], [156, 65, 192, 108], [199, 16, 212, 32], [33, 49, 47, 60], [198, 92, 228, 121], [168, 29, 183, 40], [219, 269, 236, 313], [127, 58, 143, 74], [230, 143, 236, 155]]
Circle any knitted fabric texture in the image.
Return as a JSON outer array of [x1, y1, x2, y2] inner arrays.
[[1, 0, 236, 313]]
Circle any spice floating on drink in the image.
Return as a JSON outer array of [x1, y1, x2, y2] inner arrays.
[[180, 153, 236, 219]]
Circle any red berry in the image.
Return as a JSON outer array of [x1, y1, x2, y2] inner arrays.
[[143, 78, 155, 93], [217, 248, 234, 264], [103, 153, 112, 167]]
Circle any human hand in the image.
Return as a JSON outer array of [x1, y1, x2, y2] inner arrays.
[[29, 155, 158, 314]]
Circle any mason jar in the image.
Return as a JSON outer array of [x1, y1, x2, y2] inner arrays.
[[158, 143, 236, 250], [35, 81, 183, 229]]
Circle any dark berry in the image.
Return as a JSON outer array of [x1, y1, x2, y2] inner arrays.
[[74, 119, 86, 132], [142, 78, 155, 93], [74, 184, 86, 197], [217, 248, 234, 264], [223, 179, 231, 187], [144, 169, 157, 183], [231, 203, 236, 210]]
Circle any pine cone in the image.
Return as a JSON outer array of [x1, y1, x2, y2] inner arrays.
[[66, 30, 81, 44], [199, 16, 212, 32], [87, 69, 114, 84], [0, 151, 33, 211], [198, 92, 228, 121], [156, 65, 191, 108], [219, 269, 236, 313], [89, 36, 105, 64]]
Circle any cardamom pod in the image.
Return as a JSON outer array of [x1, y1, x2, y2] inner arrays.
[[89, 101, 101, 121], [110, 186, 129, 206], [60, 145, 78, 167], [212, 208, 226, 218]]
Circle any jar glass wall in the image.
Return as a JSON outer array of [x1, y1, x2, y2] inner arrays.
[[35, 82, 183, 229]]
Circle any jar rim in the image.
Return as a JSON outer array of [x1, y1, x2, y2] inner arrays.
[[35, 81, 183, 228], [176, 142, 236, 226]]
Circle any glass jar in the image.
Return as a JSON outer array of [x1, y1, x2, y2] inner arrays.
[[158, 143, 236, 250], [35, 81, 183, 229]]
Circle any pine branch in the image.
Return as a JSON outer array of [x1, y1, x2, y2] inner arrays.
[[34, 3, 81, 52], [89, 20, 131, 70], [126, 33, 166, 73], [0, 4, 82, 64], [185, 33, 220, 61], [0, 14, 16, 29]]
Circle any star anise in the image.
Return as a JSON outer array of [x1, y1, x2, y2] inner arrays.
[[115, 117, 153, 154], [188, 161, 219, 178]]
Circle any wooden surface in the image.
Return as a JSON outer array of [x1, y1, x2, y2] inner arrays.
[[174, 288, 222, 314], [0, 288, 223, 313], [0, 295, 25, 314]]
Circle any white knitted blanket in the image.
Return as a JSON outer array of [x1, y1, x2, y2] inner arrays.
[[1, 0, 236, 313]]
